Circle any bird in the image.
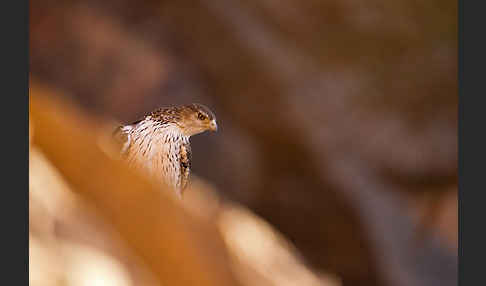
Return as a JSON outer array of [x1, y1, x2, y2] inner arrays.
[[112, 103, 218, 198]]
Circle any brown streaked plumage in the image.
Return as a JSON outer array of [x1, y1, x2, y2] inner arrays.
[[114, 103, 217, 198]]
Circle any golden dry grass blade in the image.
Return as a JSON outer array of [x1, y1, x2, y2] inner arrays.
[[29, 82, 242, 286]]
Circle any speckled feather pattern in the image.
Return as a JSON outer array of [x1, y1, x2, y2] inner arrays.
[[121, 119, 190, 197]]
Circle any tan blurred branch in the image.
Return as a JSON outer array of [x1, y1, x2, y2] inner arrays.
[[29, 82, 242, 286]]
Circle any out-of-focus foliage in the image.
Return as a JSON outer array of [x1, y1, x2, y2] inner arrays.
[[29, 87, 340, 286], [30, 0, 457, 285]]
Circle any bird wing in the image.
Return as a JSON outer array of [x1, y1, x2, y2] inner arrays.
[[112, 125, 133, 155], [179, 141, 192, 194]]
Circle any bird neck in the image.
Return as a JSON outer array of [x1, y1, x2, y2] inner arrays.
[[126, 121, 189, 165], [135, 120, 189, 144]]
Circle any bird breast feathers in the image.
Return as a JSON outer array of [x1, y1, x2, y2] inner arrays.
[[126, 121, 187, 158]]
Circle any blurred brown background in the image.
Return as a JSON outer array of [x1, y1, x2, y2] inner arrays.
[[30, 0, 457, 285]]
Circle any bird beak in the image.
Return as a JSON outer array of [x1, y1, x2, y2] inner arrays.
[[209, 119, 218, 132]]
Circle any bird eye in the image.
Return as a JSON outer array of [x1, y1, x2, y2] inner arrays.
[[197, 112, 206, 120]]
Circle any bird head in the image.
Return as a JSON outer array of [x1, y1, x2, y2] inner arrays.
[[177, 103, 218, 136]]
